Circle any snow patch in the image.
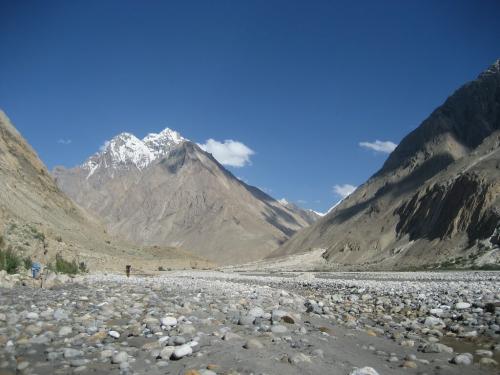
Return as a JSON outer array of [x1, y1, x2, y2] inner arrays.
[[81, 127, 187, 174]]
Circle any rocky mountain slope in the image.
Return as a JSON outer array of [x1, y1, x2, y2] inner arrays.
[[53, 130, 316, 264], [271, 60, 500, 270], [0, 111, 212, 272]]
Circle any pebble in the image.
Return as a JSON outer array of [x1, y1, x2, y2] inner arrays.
[[26, 312, 39, 320], [108, 330, 121, 339], [1, 270, 498, 375], [289, 353, 311, 364], [17, 361, 29, 371], [451, 353, 473, 365], [161, 316, 178, 326], [402, 360, 417, 368], [422, 343, 454, 354], [479, 358, 498, 367], [58, 326, 72, 337], [350, 367, 380, 375], [172, 344, 193, 359], [243, 338, 263, 349], [111, 351, 128, 364]]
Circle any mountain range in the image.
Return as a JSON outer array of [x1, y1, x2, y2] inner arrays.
[[271, 59, 500, 270], [52, 130, 318, 264], [1, 60, 499, 270], [0, 111, 212, 272]]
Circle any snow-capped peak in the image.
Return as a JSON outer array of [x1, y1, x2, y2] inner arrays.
[[143, 127, 186, 158], [97, 132, 154, 170], [81, 127, 187, 177], [278, 198, 289, 205]]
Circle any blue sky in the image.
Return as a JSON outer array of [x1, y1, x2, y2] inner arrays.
[[1, 1, 499, 212]]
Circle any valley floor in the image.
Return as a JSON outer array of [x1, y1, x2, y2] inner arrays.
[[0, 270, 499, 374]]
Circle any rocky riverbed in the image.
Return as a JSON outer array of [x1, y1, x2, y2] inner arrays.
[[0, 270, 499, 374]]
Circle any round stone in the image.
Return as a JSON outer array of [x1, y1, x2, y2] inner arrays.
[[350, 367, 380, 375], [111, 351, 128, 364], [172, 344, 193, 359], [161, 317, 178, 326], [451, 353, 473, 365], [455, 302, 471, 310], [243, 339, 263, 349], [108, 330, 120, 339], [58, 326, 73, 337]]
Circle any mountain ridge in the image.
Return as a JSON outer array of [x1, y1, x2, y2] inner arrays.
[[0, 110, 212, 272], [53, 129, 317, 264], [270, 59, 500, 270]]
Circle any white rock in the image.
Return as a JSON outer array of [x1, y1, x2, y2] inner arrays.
[[26, 312, 39, 320], [455, 302, 471, 310], [161, 316, 178, 326], [424, 316, 444, 327], [350, 367, 380, 375], [158, 336, 170, 344], [248, 307, 264, 318], [429, 308, 444, 316], [108, 330, 120, 339], [159, 346, 175, 359], [172, 344, 193, 359], [451, 353, 473, 365]]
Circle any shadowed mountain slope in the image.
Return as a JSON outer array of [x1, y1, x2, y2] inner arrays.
[[271, 60, 500, 270]]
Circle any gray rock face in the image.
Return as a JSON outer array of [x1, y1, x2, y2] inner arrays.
[[272, 59, 500, 270], [53, 136, 317, 265]]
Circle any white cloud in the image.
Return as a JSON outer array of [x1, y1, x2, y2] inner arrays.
[[198, 139, 254, 167], [57, 139, 72, 145], [359, 140, 397, 153], [333, 184, 357, 199]]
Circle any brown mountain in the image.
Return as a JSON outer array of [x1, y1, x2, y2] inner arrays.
[[0, 111, 212, 272], [270, 60, 500, 270], [53, 130, 316, 264]]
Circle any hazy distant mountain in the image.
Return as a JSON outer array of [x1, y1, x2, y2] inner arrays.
[[53, 130, 316, 264], [271, 60, 500, 270], [278, 199, 322, 224], [0, 111, 210, 271]]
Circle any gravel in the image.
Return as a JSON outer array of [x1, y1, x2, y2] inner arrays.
[[0, 270, 498, 374]]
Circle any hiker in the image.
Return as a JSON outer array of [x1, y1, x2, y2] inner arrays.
[[31, 262, 41, 279], [126, 265, 131, 277]]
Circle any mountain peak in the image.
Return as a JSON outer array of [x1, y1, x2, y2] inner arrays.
[[143, 127, 186, 158], [81, 127, 188, 175], [480, 58, 500, 77], [92, 132, 153, 171], [144, 127, 185, 143]]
